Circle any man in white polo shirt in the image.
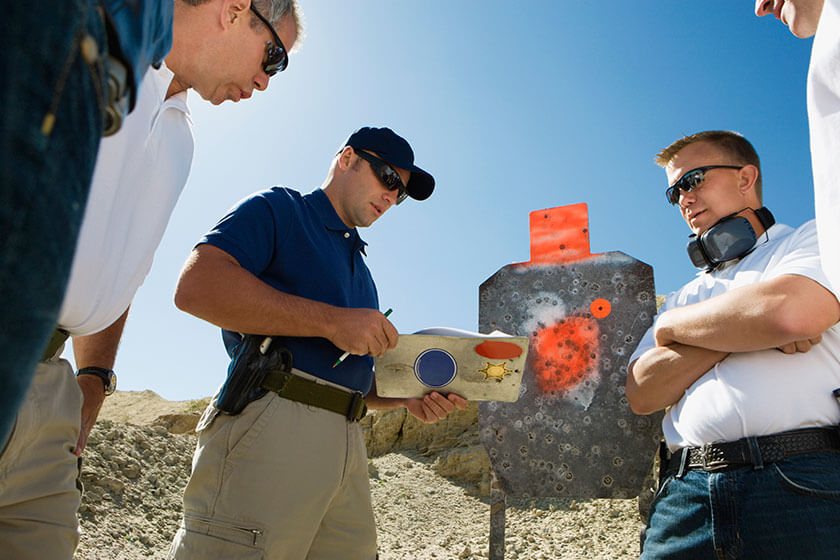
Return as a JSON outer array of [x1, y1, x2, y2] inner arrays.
[[755, 0, 840, 293], [627, 130, 840, 559], [0, 2, 302, 559]]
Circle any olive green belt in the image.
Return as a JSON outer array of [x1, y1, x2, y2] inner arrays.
[[41, 328, 69, 361], [260, 369, 367, 422]]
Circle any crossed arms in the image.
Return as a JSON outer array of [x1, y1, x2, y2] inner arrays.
[[625, 274, 840, 415]]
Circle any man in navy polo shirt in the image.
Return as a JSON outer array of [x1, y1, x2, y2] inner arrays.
[[168, 127, 468, 559]]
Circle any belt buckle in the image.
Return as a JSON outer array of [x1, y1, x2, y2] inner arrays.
[[701, 444, 728, 472], [346, 391, 366, 422]]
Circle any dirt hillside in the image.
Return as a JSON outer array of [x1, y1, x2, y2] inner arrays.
[[77, 391, 645, 559]]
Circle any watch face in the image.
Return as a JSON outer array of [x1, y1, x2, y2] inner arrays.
[[105, 371, 117, 395]]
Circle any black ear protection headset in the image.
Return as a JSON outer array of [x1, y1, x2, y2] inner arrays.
[[687, 207, 775, 272]]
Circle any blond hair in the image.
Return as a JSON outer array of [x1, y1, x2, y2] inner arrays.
[[655, 130, 762, 201]]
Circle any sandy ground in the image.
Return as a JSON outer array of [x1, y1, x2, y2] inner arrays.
[[76, 391, 645, 559], [370, 453, 643, 559]]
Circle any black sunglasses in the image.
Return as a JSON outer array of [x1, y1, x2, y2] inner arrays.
[[249, 4, 289, 76], [355, 150, 408, 205], [666, 165, 743, 205]]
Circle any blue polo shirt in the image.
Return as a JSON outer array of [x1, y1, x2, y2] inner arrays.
[[199, 187, 379, 394]]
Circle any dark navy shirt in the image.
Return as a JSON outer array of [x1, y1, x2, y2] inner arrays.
[[199, 187, 379, 393]]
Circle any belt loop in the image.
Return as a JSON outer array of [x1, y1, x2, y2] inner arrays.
[[346, 391, 366, 422], [41, 328, 70, 361], [676, 448, 689, 479], [746, 436, 764, 470]]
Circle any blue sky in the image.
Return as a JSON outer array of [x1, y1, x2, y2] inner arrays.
[[72, 2, 816, 401]]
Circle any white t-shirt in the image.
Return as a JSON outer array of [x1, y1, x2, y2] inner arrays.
[[630, 221, 840, 451], [58, 63, 194, 336], [808, 0, 840, 296]]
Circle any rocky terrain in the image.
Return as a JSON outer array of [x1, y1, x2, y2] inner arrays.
[[76, 391, 645, 559]]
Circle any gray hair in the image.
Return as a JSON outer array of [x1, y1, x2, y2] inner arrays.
[[251, 0, 305, 52]]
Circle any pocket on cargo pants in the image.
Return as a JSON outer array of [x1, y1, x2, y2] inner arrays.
[[167, 514, 265, 560]]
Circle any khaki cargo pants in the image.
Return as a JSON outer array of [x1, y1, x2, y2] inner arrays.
[[0, 347, 82, 560], [168, 380, 377, 560]]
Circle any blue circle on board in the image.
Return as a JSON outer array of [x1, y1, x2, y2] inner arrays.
[[414, 349, 457, 388]]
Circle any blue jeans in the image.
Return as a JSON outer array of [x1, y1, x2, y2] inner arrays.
[[641, 451, 840, 559], [0, 1, 108, 447]]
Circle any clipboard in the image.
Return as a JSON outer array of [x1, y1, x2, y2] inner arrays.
[[374, 327, 529, 402]]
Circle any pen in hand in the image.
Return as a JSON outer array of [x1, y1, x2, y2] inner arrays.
[[332, 308, 393, 368]]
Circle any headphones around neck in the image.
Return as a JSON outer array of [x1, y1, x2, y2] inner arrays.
[[687, 207, 775, 272]]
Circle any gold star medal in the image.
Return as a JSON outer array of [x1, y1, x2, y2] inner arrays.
[[478, 361, 514, 382]]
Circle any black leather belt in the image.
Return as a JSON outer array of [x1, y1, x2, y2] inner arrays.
[[260, 369, 367, 422], [666, 427, 840, 473]]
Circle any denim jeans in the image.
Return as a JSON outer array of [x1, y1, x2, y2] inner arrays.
[[641, 451, 840, 559], [0, 1, 108, 447]]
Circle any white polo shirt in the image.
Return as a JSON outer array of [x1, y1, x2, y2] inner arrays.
[[808, 0, 840, 299], [58, 62, 194, 336], [630, 221, 840, 451]]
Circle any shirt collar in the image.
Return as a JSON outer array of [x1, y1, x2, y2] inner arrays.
[[309, 189, 369, 250], [155, 61, 190, 115]]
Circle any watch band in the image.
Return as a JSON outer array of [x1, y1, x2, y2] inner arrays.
[[76, 366, 116, 395]]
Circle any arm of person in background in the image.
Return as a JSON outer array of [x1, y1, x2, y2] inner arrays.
[[175, 243, 398, 357], [626, 273, 839, 415], [653, 274, 838, 352], [365, 379, 469, 424], [71, 307, 129, 455], [626, 344, 729, 415]]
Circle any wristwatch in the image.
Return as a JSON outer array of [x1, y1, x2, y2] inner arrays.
[[76, 366, 117, 396]]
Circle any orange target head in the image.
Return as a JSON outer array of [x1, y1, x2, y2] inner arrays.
[[527, 203, 591, 265]]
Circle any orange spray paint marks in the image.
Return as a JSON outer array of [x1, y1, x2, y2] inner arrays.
[[474, 340, 524, 360], [531, 315, 600, 393], [590, 298, 611, 319], [527, 203, 591, 265], [518, 203, 606, 396]]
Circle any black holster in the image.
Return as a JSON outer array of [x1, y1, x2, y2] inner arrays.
[[657, 439, 670, 486], [216, 335, 293, 415]]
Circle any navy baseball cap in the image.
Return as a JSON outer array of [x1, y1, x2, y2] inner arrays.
[[343, 127, 435, 201]]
